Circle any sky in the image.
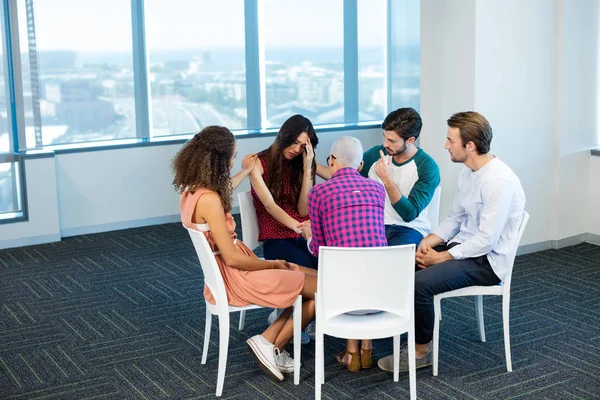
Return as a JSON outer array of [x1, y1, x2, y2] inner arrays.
[[13, 0, 418, 53]]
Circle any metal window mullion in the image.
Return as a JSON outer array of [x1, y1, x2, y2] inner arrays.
[[244, 0, 264, 130], [2, 0, 26, 152], [131, 0, 151, 139], [385, 0, 392, 114], [344, 0, 358, 124]]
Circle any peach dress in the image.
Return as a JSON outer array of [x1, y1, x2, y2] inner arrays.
[[181, 188, 304, 308]]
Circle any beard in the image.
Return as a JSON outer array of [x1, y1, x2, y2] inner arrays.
[[386, 142, 408, 156], [449, 151, 467, 163]]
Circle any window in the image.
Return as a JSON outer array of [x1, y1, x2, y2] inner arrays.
[[9, 0, 420, 147], [18, 0, 136, 148], [263, 0, 344, 128], [0, 24, 7, 154], [145, 0, 247, 137], [358, 0, 386, 122], [388, 0, 420, 111], [0, 160, 23, 218]]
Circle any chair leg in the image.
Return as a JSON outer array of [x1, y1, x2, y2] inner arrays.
[[215, 312, 230, 397], [502, 294, 512, 372], [433, 295, 441, 376], [475, 295, 486, 342], [315, 330, 323, 400], [238, 310, 246, 330], [202, 307, 212, 364], [293, 296, 302, 385], [408, 327, 417, 400], [393, 334, 400, 382]]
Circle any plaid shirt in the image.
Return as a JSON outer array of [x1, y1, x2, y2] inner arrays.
[[307, 167, 387, 256]]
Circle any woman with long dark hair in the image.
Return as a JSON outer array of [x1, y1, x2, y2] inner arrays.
[[173, 126, 317, 382], [249, 114, 319, 268]]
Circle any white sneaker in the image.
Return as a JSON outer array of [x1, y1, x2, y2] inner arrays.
[[274, 348, 297, 373], [246, 335, 284, 381], [305, 321, 316, 339]]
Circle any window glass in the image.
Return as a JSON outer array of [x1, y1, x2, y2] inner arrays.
[[358, 0, 386, 121], [263, 0, 344, 128], [18, 0, 136, 148], [145, 0, 246, 136], [0, 162, 22, 215], [389, 0, 420, 111]]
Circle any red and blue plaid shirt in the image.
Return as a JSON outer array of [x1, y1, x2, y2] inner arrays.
[[307, 167, 387, 256]]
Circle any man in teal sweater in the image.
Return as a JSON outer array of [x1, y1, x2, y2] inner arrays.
[[359, 107, 440, 247]]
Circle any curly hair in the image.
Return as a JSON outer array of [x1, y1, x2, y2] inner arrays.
[[261, 114, 319, 205], [171, 126, 235, 212]]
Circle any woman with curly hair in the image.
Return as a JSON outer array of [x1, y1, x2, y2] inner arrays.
[[250, 114, 319, 268], [173, 126, 317, 382]]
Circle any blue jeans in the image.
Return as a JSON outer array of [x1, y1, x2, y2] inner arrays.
[[414, 243, 501, 344], [385, 224, 424, 247], [262, 237, 318, 269]]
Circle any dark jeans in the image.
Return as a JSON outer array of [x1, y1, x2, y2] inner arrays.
[[385, 224, 424, 247], [414, 243, 501, 344], [262, 237, 318, 269]]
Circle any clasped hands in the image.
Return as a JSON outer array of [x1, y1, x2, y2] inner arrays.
[[297, 220, 311, 240], [416, 240, 453, 269]]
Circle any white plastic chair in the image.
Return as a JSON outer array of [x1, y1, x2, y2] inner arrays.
[[314, 245, 417, 400], [432, 211, 530, 376], [184, 226, 302, 396], [428, 186, 442, 229], [237, 191, 262, 252], [237, 190, 264, 330]]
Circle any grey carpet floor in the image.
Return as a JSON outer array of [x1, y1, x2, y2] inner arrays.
[[0, 220, 599, 399]]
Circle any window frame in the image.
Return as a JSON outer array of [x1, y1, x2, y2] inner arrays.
[[0, 0, 422, 224]]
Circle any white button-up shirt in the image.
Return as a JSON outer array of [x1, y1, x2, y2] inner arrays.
[[431, 158, 526, 281]]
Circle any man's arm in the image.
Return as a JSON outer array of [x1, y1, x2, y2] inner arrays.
[[447, 180, 515, 260], [390, 154, 441, 222], [306, 188, 326, 256]]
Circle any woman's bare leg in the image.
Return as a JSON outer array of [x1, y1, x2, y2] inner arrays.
[[300, 274, 317, 300], [298, 266, 318, 277], [261, 273, 317, 348], [273, 299, 315, 350], [261, 307, 292, 344]]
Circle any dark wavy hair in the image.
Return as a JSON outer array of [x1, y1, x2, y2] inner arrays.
[[260, 114, 319, 205], [381, 107, 423, 141], [171, 126, 235, 212]]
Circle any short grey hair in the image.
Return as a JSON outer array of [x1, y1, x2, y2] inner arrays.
[[330, 136, 363, 169]]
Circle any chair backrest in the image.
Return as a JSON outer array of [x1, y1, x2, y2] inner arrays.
[[184, 225, 229, 310], [237, 191, 261, 251], [428, 185, 442, 230], [501, 211, 530, 290], [317, 245, 416, 321]]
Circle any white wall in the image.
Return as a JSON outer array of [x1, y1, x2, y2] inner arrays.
[[420, 0, 476, 220], [588, 157, 600, 237], [2, 0, 599, 250], [421, 0, 599, 248], [0, 127, 382, 248], [0, 157, 60, 248]]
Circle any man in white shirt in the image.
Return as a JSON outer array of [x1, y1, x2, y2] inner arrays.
[[378, 111, 526, 372]]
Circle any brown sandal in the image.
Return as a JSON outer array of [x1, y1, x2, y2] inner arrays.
[[360, 348, 373, 369], [335, 349, 361, 372]]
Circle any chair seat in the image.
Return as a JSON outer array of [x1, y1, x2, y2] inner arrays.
[[436, 285, 502, 299], [322, 311, 411, 339], [205, 300, 263, 314]]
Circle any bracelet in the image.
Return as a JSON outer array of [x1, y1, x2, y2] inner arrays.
[[270, 260, 275, 269]]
